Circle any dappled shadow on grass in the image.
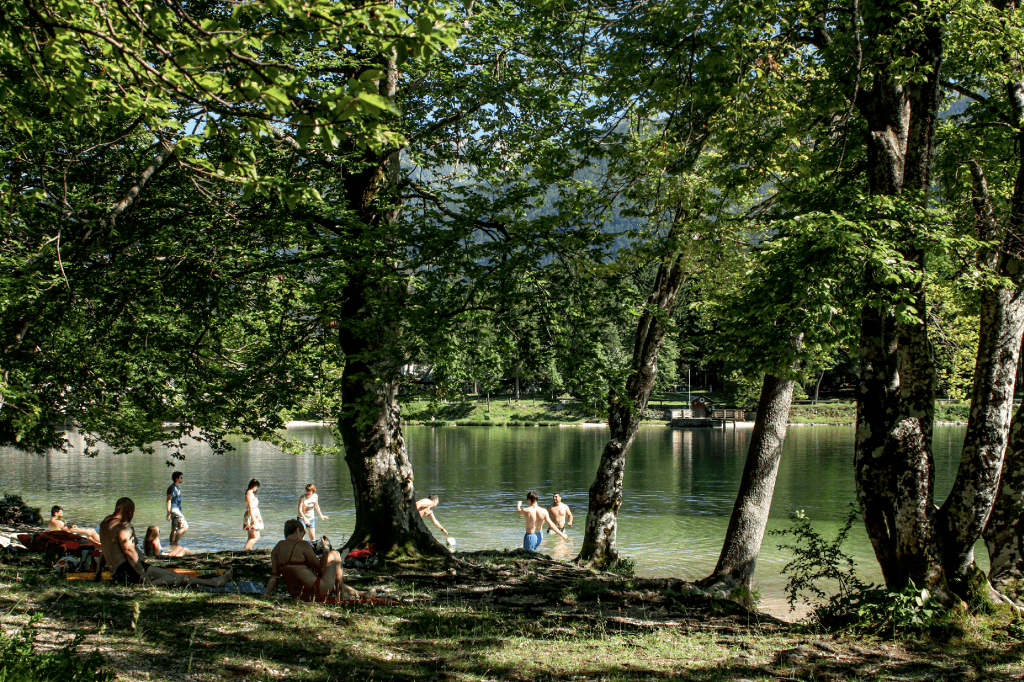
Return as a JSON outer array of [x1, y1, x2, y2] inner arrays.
[[5, 551, 1024, 682]]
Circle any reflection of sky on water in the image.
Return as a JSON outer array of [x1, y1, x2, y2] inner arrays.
[[0, 423, 969, 600]]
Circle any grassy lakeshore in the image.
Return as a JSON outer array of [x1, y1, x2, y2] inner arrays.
[[1, 546, 1021, 682], [396, 396, 969, 427]]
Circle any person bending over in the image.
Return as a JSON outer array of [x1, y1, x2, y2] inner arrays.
[[99, 497, 230, 588], [143, 525, 190, 558], [416, 494, 448, 536], [48, 505, 101, 544], [265, 519, 371, 602]]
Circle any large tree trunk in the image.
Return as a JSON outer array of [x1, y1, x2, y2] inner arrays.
[[333, 52, 442, 557], [852, 9, 949, 596], [938, 159, 1024, 593], [983, 74, 1024, 591], [700, 370, 796, 593], [577, 253, 686, 568]]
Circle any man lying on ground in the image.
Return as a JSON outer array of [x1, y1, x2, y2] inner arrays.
[[49, 505, 101, 544], [99, 497, 231, 588], [265, 519, 373, 602]]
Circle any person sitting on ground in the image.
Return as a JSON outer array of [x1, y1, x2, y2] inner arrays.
[[143, 525, 191, 558], [265, 519, 372, 602], [416, 494, 448, 536], [99, 497, 231, 588], [48, 505, 101, 544]]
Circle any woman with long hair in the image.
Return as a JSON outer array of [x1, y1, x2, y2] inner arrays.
[[242, 479, 264, 550], [143, 525, 190, 557]]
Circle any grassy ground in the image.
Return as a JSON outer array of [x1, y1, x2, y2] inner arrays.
[[2, 545, 1022, 681]]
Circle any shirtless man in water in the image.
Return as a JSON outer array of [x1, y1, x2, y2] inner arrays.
[[517, 491, 567, 551], [99, 497, 232, 588], [265, 519, 372, 602], [546, 493, 573, 534], [416, 494, 448, 536], [49, 505, 101, 544]]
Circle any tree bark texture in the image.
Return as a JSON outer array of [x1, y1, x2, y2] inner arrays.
[[985, 395, 1024, 589], [577, 254, 687, 568], [332, 52, 441, 557], [939, 160, 1024, 586], [852, 7, 947, 594], [701, 371, 796, 592], [983, 71, 1024, 589]]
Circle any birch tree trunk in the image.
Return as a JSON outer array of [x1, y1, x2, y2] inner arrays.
[[701, 370, 796, 593], [577, 254, 687, 568], [938, 159, 1024, 592]]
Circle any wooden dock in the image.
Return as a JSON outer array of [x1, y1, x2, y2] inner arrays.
[[669, 409, 748, 428]]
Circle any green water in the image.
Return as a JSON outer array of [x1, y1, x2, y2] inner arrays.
[[0, 423, 971, 602]]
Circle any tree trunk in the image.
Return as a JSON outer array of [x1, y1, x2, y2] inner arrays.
[[852, 10, 948, 596], [700, 370, 796, 593], [985, 394, 1024, 590], [938, 159, 1024, 594], [332, 51, 442, 557], [983, 74, 1024, 592], [577, 253, 686, 568]]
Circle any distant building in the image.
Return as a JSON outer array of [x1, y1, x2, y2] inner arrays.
[[690, 396, 716, 418]]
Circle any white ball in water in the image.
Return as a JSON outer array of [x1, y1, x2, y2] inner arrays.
[[446, 536, 456, 548]]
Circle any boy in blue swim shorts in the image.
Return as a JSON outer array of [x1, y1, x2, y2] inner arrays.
[[517, 491, 568, 551]]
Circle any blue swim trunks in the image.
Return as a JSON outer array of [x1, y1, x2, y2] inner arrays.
[[523, 532, 543, 551]]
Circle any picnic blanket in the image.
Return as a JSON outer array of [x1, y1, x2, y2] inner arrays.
[[197, 581, 265, 594]]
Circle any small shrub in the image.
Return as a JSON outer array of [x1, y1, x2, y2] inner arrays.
[[729, 584, 761, 609], [771, 505, 948, 637]]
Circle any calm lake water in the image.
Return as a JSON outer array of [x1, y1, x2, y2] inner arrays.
[[0, 423, 972, 605]]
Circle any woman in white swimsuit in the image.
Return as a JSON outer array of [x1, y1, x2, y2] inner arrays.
[[297, 483, 328, 542], [243, 479, 264, 550]]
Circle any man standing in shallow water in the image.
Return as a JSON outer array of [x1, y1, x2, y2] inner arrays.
[[546, 493, 573, 534], [517, 491, 567, 551], [166, 471, 188, 547]]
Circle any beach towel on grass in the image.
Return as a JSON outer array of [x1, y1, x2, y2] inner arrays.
[[197, 581, 265, 594], [66, 567, 226, 581]]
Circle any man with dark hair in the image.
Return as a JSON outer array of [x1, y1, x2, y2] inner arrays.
[[516, 491, 567, 551], [99, 497, 231, 588], [48, 505, 101, 543], [266, 519, 370, 602], [546, 493, 573, 533], [166, 471, 188, 546], [416, 493, 448, 535]]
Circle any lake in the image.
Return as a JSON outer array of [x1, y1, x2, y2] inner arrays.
[[0, 422, 972, 609]]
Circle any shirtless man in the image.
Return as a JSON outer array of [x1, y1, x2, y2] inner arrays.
[[265, 519, 371, 602], [546, 493, 573, 533], [99, 497, 232, 588], [517, 491, 567, 551], [49, 505, 101, 544], [416, 494, 448, 536]]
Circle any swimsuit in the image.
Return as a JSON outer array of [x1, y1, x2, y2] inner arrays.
[[277, 542, 330, 601], [113, 559, 148, 585], [523, 532, 543, 551]]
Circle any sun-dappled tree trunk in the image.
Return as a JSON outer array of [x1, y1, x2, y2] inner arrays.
[[700, 367, 798, 593], [983, 74, 1024, 592], [334, 54, 441, 557], [938, 159, 1024, 593], [577, 253, 687, 568]]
